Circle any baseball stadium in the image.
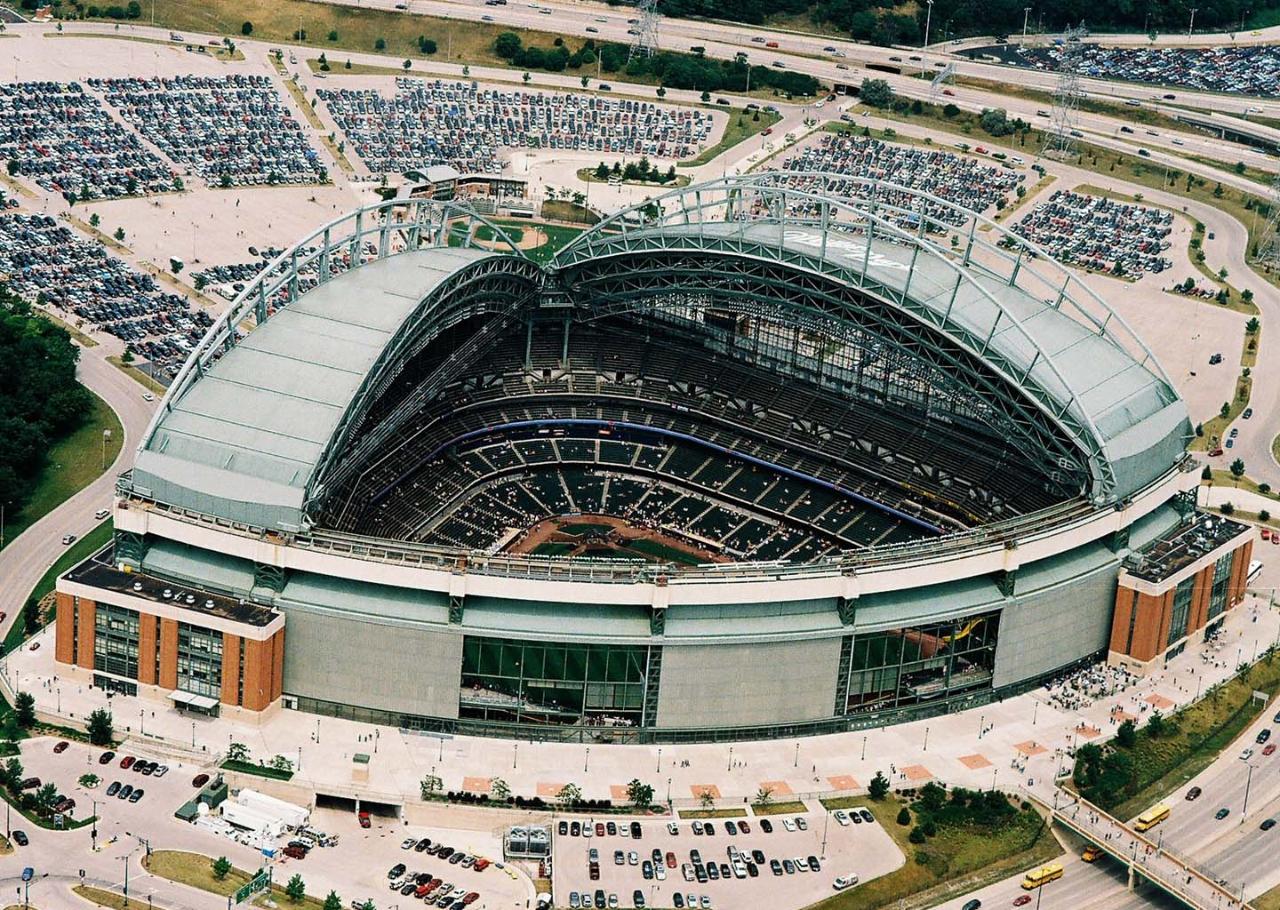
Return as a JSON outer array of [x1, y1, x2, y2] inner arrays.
[[54, 173, 1252, 742]]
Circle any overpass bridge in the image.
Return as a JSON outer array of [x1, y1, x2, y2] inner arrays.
[[1028, 790, 1254, 910]]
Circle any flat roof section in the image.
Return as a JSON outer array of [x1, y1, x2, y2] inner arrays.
[[64, 546, 279, 627], [1125, 512, 1250, 584]]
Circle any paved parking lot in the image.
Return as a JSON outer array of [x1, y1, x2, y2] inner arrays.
[[551, 809, 903, 909]]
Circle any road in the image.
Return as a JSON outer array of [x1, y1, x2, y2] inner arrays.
[[0, 336, 155, 647]]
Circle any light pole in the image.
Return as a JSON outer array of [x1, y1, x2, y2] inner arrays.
[[820, 809, 829, 859], [794, 742, 799, 767], [513, 742, 518, 770], [1023, 7, 1032, 42], [191, 721, 196, 747], [727, 746, 733, 771], [102, 428, 112, 470], [1241, 761, 1256, 821], [923, 0, 934, 51], [584, 747, 590, 773], [861, 736, 866, 761], [923, 726, 929, 751], [656, 748, 661, 773], [1188, 7, 1199, 37]]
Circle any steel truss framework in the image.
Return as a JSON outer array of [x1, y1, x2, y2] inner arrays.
[[556, 251, 1085, 499], [553, 173, 1181, 505]]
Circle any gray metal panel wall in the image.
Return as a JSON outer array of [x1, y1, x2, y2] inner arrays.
[[992, 560, 1119, 689], [655, 638, 840, 728], [280, 605, 462, 718]]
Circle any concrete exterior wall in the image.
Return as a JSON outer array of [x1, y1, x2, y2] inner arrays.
[[655, 638, 840, 729], [280, 605, 462, 719], [993, 559, 1119, 688]]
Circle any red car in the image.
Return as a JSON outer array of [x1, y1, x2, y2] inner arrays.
[[192, 773, 210, 788], [761, 128, 773, 136], [120, 756, 135, 770], [462, 894, 479, 905], [472, 859, 490, 872], [53, 741, 69, 754], [358, 810, 371, 829], [595, 822, 605, 836], [665, 851, 677, 869], [1014, 897, 1032, 907], [282, 846, 306, 860], [1265, 744, 1277, 756]]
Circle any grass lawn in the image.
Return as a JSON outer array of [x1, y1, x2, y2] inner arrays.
[[809, 796, 1061, 910], [107, 355, 168, 395], [520, 223, 587, 264], [4, 521, 113, 656], [143, 851, 328, 910], [36, 309, 98, 347], [560, 522, 614, 536], [475, 224, 524, 244], [74, 886, 158, 910], [0, 391, 121, 554], [679, 108, 781, 168], [1081, 649, 1280, 821], [47, 30, 243, 59], [540, 200, 600, 226], [679, 807, 748, 819], [626, 538, 705, 565], [532, 541, 575, 556], [576, 167, 690, 188], [1257, 882, 1280, 910], [751, 800, 808, 816]]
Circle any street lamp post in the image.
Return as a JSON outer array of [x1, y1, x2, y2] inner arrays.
[[656, 748, 661, 774], [727, 746, 733, 772], [1023, 7, 1032, 42], [1188, 7, 1199, 37], [921, 0, 935, 77], [861, 736, 866, 761], [584, 747, 590, 773]]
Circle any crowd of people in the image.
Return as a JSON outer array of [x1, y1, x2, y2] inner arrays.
[[1044, 662, 1139, 713], [0, 81, 174, 201], [780, 134, 1022, 228], [317, 78, 715, 176], [89, 75, 327, 186], [0, 213, 210, 379], [1014, 43, 1280, 96], [1013, 190, 1173, 277]]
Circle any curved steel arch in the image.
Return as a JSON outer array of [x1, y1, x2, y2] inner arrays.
[[552, 173, 1181, 502], [137, 197, 530, 460]]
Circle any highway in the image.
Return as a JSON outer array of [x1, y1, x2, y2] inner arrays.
[[0, 334, 155, 648]]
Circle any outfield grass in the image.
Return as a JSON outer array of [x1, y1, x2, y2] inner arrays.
[[540, 200, 600, 226], [475, 224, 524, 244], [679, 108, 781, 167], [0, 391, 121, 554], [808, 796, 1061, 910], [519, 222, 587, 264], [626, 537, 705, 565]]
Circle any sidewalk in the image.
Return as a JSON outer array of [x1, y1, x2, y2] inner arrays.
[[8, 590, 1279, 820]]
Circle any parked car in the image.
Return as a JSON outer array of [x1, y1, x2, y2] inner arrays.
[[358, 811, 371, 828], [107, 782, 122, 797], [1257, 729, 1272, 744], [99, 751, 116, 765], [118, 784, 134, 800], [13, 831, 27, 847], [1216, 808, 1231, 820], [192, 773, 209, 788], [53, 741, 69, 754], [283, 846, 307, 860], [1262, 819, 1276, 831], [760, 819, 773, 833], [128, 788, 144, 803], [21, 868, 33, 883]]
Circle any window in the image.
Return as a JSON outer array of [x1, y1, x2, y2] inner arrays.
[[1167, 577, 1194, 648], [844, 611, 999, 713], [460, 637, 650, 727], [93, 603, 139, 680], [176, 623, 223, 700], [1208, 552, 1233, 621]]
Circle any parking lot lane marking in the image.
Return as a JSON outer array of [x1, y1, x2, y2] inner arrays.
[[958, 754, 992, 770]]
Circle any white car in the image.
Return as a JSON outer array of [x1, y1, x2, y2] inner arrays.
[[142, 392, 154, 401], [655, 865, 666, 881], [628, 851, 639, 865], [152, 764, 168, 777], [682, 864, 694, 882], [833, 810, 850, 826], [667, 822, 679, 835], [793, 856, 809, 871], [1241, 748, 1255, 760], [94, 509, 109, 520], [833, 874, 859, 890], [401, 838, 417, 849], [782, 819, 796, 832]]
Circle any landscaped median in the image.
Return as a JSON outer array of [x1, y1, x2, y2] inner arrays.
[[142, 850, 336, 910], [815, 784, 1060, 910], [1072, 646, 1280, 821]]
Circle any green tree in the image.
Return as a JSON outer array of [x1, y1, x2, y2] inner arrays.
[[374, 37, 387, 51], [212, 856, 232, 880], [113, 227, 125, 241], [625, 778, 654, 808], [89, 212, 100, 228], [33, 782, 58, 816], [420, 774, 442, 799], [896, 806, 912, 825], [1221, 402, 1231, 418], [558, 782, 582, 806], [1116, 718, 1137, 748], [240, 21, 252, 36], [700, 90, 710, 102], [403, 59, 412, 71], [227, 741, 250, 763], [490, 777, 510, 801], [754, 785, 774, 808], [908, 826, 926, 843], [87, 708, 113, 746], [1247, 317, 1260, 334], [581, 75, 589, 88], [918, 781, 946, 813], [859, 78, 893, 109], [656, 85, 666, 98], [698, 789, 715, 810], [22, 597, 39, 634], [270, 754, 294, 774], [522, 72, 532, 85], [14, 691, 35, 728], [1261, 509, 1271, 522], [1230, 458, 1246, 480], [1, 757, 22, 791], [868, 770, 890, 800], [285, 874, 305, 903], [1145, 711, 1167, 738], [494, 32, 522, 59], [323, 893, 342, 910], [328, 30, 339, 42]]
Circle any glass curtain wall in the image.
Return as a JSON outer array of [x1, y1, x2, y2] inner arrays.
[[460, 637, 649, 727], [176, 623, 224, 699], [93, 603, 140, 680], [844, 611, 999, 713]]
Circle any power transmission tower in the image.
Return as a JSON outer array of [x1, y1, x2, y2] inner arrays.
[[1256, 171, 1280, 272], [1044, 23, 1088, 160], [628, 0, 661, 61]]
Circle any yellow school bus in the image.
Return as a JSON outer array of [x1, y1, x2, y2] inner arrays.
[[1021, 863, 1064, 890], [1133, 803, 1171, 832]]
